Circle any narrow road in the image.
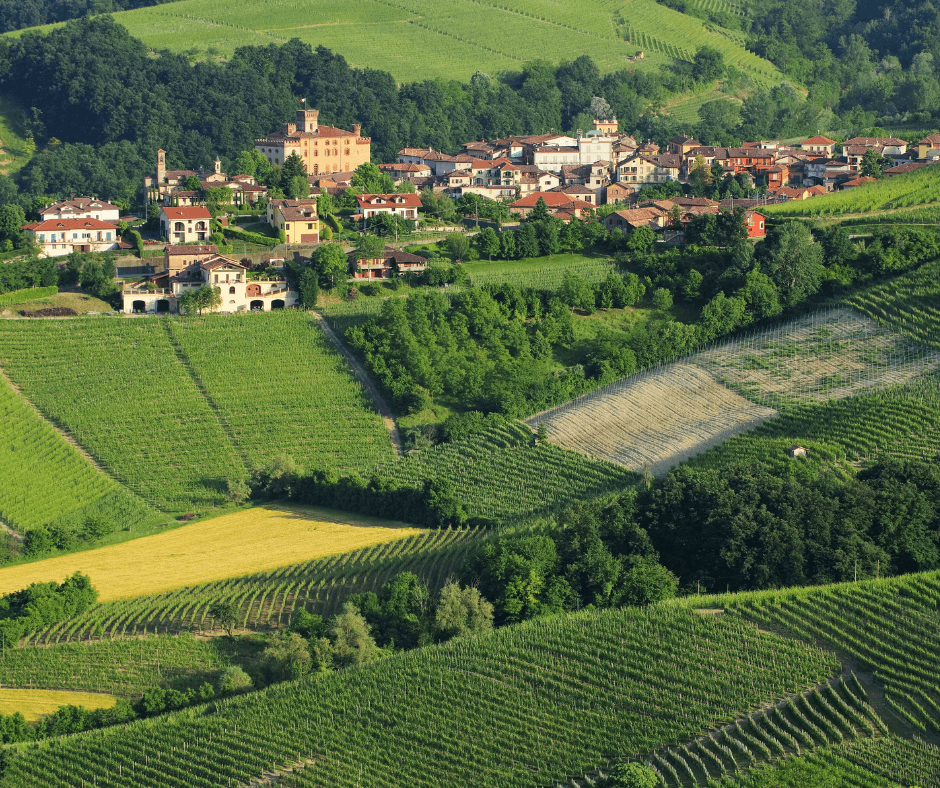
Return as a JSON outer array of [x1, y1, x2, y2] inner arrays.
[[310, 311, 404, 457]]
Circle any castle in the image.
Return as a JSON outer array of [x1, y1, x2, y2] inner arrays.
[[254, 108, 371, 176]]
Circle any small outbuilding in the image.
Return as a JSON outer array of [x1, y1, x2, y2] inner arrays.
[[788, 446, 808, 458]]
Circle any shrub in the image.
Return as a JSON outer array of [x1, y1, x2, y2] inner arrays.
[[217, 666, 253, 695]]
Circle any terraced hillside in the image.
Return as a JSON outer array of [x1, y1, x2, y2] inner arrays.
[[527, 309, 940, 474], [6, 0, 785, 85]]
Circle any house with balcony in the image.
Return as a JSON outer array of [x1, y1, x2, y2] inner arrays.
[[160, 206, 212, 243], [38, 197, 121, 223], [348, 246, 429, 280], [354, 193, 422, 226], [122, 254, 298, 314], [22, 218, 121, 258], [615, 153, 681, 186]]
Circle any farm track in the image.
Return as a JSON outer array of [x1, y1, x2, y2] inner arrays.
[[311, 311, 404, 457]]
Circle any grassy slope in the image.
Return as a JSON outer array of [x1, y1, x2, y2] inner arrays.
[[3, 0, 784, 85], [0, 93, 30, 175]]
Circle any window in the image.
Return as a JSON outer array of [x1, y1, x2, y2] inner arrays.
[[73, 233, 78, 239], [214, 275, 219, 283], [307, 223, 313, 229], [229, 286, 236, 294]]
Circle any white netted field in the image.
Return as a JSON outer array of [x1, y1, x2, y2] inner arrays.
[[528, 364, 777, 475], [528, 309, 940, 474]]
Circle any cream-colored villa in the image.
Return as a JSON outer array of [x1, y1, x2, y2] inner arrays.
[[122, 247, 298, 314]]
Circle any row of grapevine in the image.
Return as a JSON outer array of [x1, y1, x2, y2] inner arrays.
[[729, 571, 940, 735], [0, 374, 158, 533], [641, 675, 886, 786], [0, 606, 837, 787], [372, 422, 636, 522], [25, 528, 486, 645]]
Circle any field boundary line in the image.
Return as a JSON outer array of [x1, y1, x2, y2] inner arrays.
[[161, 319, 248, 468], [310, 310, 404, 457]]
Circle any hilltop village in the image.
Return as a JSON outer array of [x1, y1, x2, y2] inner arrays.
[[19, 107, 940, 314]]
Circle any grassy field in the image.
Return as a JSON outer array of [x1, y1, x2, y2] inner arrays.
[[0, 314, 395, 517], [0, 291, 116, 316], [0, 93, 30, 175], [0, 504, 424, 601], [5, 0, 782, 85], [462, 253, 618, 289], [0, 689, 116, 722]]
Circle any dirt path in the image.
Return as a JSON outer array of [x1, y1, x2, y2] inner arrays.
[[310, 311, 404, 457]]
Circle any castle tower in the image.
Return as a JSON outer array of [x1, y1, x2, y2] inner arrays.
[[214, 157, 222, 175], [157, 148, 166, 184], [296, 109, 319, 133]]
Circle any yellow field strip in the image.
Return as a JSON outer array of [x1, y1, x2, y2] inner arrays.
[[0, 689, 117, 722], [0, 505, 424, 601]]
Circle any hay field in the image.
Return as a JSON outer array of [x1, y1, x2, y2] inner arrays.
[[695, 309, 940, 406], [0, 689, 116, 721], [0, 505, 423, 601], [528, 364, 777, 474]]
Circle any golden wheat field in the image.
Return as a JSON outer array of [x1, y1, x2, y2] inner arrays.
[[0, 689, 117, 722], [0, 505, 424, 601]]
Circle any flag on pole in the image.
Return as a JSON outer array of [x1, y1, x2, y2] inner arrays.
[[300, 98, 306, 106]]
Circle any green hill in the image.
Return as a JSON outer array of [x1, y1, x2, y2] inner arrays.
[[5, 0, 786, 85], [5, 571, 940, 787]]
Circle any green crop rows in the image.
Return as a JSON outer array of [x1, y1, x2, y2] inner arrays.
[[729, 571, 940, 736], [27, 528, 486, 644], [0, 316, 393, 516], [643, 676, 888, 785], [0, 374, 157, 533], [372, 421, 637, 522], [464, 255, 618, 290], [0, 634, 232, 696], [766, 164, 940, 217], [686, 377, 940, 474], [846, 259, 940, 351], [0, 606, 837, 787], [167, 312, 395, 474]]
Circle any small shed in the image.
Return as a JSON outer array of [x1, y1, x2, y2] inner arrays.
[[788, 445, 808, 458]]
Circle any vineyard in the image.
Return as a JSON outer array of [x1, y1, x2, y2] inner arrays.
[[526, 363, 777, 475], [24, 527, 485, 645], [0, 634, 235, 695], [846, 258, 940, 351], [528, 309, 939, 474], [463, 254, 617, 290], [0, 373, 158, 535], [765, 163, 940, 217], [728, 570, 940, 737], [372, 421, 637, 522], [8, 0, 784, 83], [0, 316, 394, 517], [0, 504, 423, 601], [0, 605, 838, 787], [166, 312, 395, 473], [685, 377, 940, 474]]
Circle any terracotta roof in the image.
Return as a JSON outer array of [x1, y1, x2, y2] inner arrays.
[[166, 244, 218, 256], [840, 176, 878, 187], [605, 207, 665, 227], [355, 193, 422, 209], [161, 206, 212, 220], [39, 198, 119, 216], [671, 196, 719, 207], [200, 255, 248, 271], [844, 136, 908, 147], [884, 161, 931, 174], [918, 133, 940, 145], [509, 192, 592, 208], [802, 135, 836, 146], [24, 218, 119, 231]]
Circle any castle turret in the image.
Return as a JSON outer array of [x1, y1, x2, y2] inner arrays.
[[297, 109, 319, 133], [353, 123, 362, 137]]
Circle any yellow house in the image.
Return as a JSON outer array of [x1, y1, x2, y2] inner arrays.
[[266, 199, 320, 244]]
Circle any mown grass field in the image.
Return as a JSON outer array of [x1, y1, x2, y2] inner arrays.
[[0, 291, 116, 316], [0, 504, 424, 601], [0, 93, 30, 175], [5, 0, 782, 85], [0, 689, 116, 722]]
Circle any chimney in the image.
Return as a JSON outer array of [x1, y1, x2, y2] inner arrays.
[[353, 123, 362, 137]]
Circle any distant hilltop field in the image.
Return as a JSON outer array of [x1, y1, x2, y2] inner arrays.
[[4, 0, 783, 84]]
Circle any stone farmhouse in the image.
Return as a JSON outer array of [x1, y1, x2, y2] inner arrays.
[[255, 108, 370, 176], [122, 246, 298, 314], [160, 206, 212, 244]]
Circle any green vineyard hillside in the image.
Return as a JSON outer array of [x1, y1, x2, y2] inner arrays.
[[5, 0, 785, 85], [0, 372, 159, 535]]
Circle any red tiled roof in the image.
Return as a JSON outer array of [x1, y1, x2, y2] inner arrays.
[[355, 193, 422, 209], [802, 136, 836, 146], [38, 198, 119, 216], [166, 244, 218, 256], [161, 207, 212, 220], [23, 218, 119, 231], [509, 192, 591, 208]]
